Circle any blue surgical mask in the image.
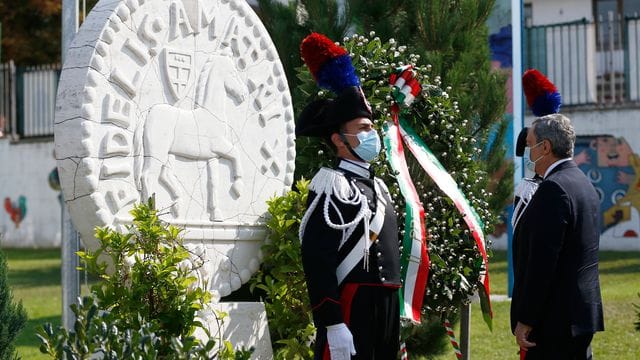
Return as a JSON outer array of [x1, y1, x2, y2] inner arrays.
[[524, 141, 545, 173], [344, 130, 381, 162]]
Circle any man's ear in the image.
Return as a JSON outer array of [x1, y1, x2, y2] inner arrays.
[[330, 133, 344, 149], [543, 139, 552, 154]]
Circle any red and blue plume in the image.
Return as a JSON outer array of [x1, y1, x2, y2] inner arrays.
[[300, 33, 360, 94], [523, 69, 562, 117]]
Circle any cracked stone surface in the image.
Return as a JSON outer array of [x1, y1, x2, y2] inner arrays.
[[54, 0, 295, 305]]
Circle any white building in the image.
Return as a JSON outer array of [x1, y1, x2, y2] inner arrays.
[[523, 0, 640, 250], [0, 64, 61, 247]]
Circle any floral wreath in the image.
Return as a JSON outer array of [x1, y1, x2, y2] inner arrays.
[[297, 32, 494, 335]]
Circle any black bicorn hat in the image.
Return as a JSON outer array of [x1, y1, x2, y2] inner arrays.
[[296, 86, 372, 137], [295, 33, 372, 138]]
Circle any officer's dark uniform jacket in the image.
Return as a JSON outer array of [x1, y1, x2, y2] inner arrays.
[[300, 159, 401, 327], [511, 174, 543, 231]]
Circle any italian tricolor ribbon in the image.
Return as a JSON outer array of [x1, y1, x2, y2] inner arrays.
[[386, 66, 493, 328], [383, 105, 429, 324], [397, 117, 493, 329]]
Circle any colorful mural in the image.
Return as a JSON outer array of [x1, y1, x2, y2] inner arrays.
[[574, 135, 639, 238], [4, 195, 27, 228]]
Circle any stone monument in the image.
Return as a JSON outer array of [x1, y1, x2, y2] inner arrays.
[[54, 0, 295, 356]]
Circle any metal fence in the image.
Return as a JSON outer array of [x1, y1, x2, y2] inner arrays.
[[0, 61, 16, 139], [0, 61, 60, 140], [524, 13, 640, 107]]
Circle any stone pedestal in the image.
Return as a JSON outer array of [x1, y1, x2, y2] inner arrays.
[[197, 302, 273, 359]]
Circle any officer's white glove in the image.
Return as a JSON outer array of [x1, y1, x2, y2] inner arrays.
[[326, 323, 356, 360]]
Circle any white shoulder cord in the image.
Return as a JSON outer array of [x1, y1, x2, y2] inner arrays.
[[299, 168, 369, 241], [512, 178, 540, 229], [299, 194, 322, 240], [327, 199, 349, 248], [322, 192, 369, 229]]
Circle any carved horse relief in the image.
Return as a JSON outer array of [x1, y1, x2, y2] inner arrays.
[[139, 49, 245, 221]]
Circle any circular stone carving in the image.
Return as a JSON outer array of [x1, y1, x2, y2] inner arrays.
[[54, 0, 295, 297]]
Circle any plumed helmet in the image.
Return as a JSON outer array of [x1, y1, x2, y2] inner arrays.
[[295, 33, 372, 137], [517, 69, 562, 157]]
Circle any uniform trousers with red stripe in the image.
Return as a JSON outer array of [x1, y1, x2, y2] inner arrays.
[[314, 284, 400, 360]]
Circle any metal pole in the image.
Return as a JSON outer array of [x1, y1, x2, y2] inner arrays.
[[460, 304, 471, 360], [9, 60, 17, 140], [62, 0, 79, 64], [61, 0, 80, 331], [61, 205, 80, 329], [509, 0, 524, 298]]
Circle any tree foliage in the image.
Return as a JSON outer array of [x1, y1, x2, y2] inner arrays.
[[0, 0, 99, 64], [256, 0, 512, 222]]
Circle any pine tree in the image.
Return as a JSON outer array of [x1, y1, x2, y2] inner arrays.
[[0, 249, 28, 360], [256, 0, 511, 222], [0, 0, 100, 64]]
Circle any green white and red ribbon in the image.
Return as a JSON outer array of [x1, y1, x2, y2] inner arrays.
[[385, 65, 493, 329], [397, 117, 493, 329], [444, 319, 463, 359], [400, 341, 408, 360], [383, 111, 429, 324], [390, 65, 422, 106]]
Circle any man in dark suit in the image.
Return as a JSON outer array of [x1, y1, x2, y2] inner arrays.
[[511, 113, 604, 359]]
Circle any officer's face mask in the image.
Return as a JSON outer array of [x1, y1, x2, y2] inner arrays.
[[343, 129, 381, 162], [524, 141, 545, 173]]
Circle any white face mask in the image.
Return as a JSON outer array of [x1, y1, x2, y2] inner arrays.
[[524, 141, 545, 173]]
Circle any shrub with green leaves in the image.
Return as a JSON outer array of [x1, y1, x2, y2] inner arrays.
[[0, 248, 27, 360], [38, 198, 252, 359], [635, 293, 640, 332]]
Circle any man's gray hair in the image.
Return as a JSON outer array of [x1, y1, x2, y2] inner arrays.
[[532, 113, 575, 158]]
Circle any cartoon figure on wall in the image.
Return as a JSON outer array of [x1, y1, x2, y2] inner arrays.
[[4, 196, 27, 228], [574, 135, 639, 237]]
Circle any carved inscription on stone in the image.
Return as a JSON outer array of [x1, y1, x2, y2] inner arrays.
[[54, 0, 295, 297]]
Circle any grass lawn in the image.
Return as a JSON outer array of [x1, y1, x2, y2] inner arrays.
[[5, 249, 63, 360], [428, 251, 640, 360], [4, 249, 640, 359]]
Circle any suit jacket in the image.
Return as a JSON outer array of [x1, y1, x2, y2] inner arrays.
[[511, 160, 604, 338], [300, 162, 401, 327]]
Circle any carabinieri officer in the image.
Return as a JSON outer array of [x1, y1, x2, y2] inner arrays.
[[296, 32, 402, 360]]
